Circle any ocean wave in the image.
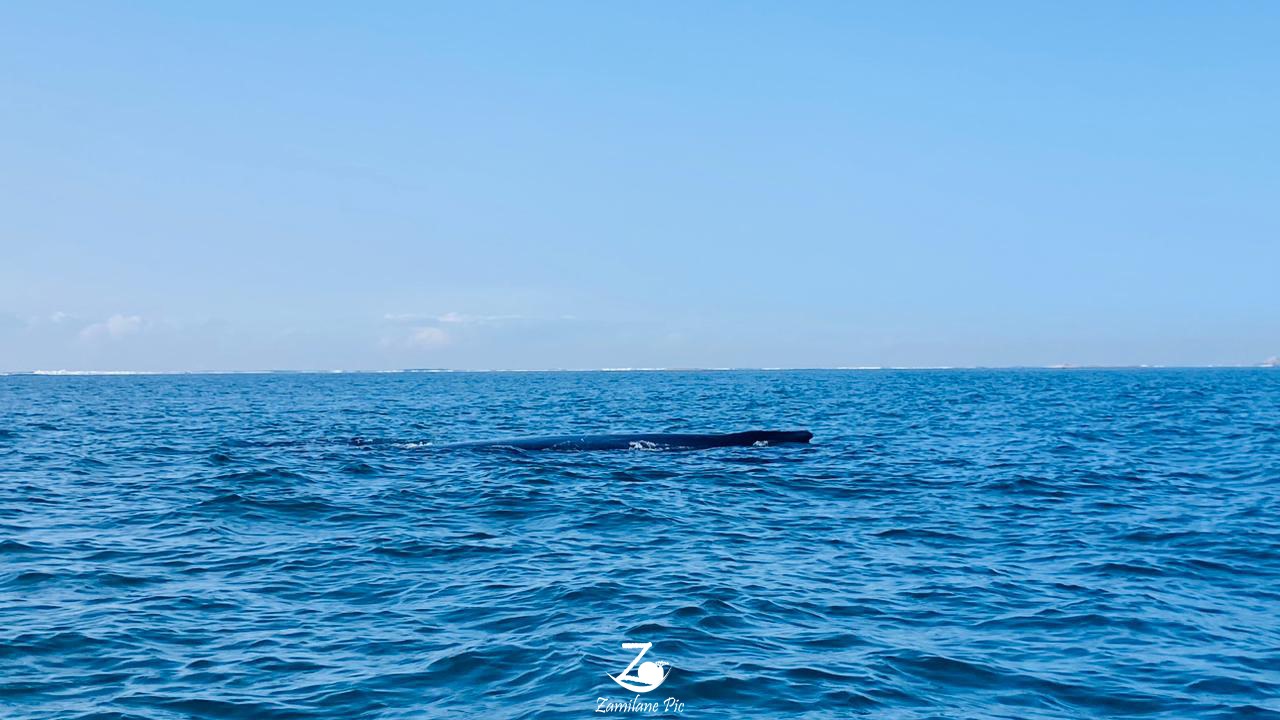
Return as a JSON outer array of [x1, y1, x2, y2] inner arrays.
[[1, 369, 1278, 718]]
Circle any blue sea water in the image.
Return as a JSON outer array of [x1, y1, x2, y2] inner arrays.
[[1, 369, 1278, 719]]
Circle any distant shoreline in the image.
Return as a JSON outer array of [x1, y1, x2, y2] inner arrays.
[[3, 365, 1277, 377]]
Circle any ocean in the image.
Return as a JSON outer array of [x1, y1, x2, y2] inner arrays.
[[1, 369, 1278, 719]]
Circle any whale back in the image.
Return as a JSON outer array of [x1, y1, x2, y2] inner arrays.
[[440, 429, 812, 451]]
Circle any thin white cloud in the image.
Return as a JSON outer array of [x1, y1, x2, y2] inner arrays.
[[79, 314, 144, 341], [436, 311, 523, 324], [383, 311, 525, 326], [407, 326, 450, 347], [378, 310, 575, 354], [9, 311, 78, 328], [382, 313, 426, 325]]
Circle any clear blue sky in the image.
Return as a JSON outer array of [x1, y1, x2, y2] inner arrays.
[[2, 2, 1277, 370]]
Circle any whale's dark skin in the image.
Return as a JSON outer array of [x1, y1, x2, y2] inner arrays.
[[439, 430, 813, 451]]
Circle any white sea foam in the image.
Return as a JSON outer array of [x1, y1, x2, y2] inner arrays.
[[5, 365, 1270, 377], [25, 369, 277, 376], [32, 369, 181, 376]]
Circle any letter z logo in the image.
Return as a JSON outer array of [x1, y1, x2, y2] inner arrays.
[[608, 642, 671, 693]]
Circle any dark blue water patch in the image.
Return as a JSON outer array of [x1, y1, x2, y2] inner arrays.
[[1, 369, 1279, 718], [0, 539, 41, 554], [340, 462, 381, 476]]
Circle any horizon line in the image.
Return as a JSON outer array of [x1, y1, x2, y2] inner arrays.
[[4, 363, 1279, 376]]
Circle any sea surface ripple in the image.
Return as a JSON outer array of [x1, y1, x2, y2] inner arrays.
[[1, 369, 1278, 719]]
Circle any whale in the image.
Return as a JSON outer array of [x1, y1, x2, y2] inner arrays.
[[438, 429, 812, 451]]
